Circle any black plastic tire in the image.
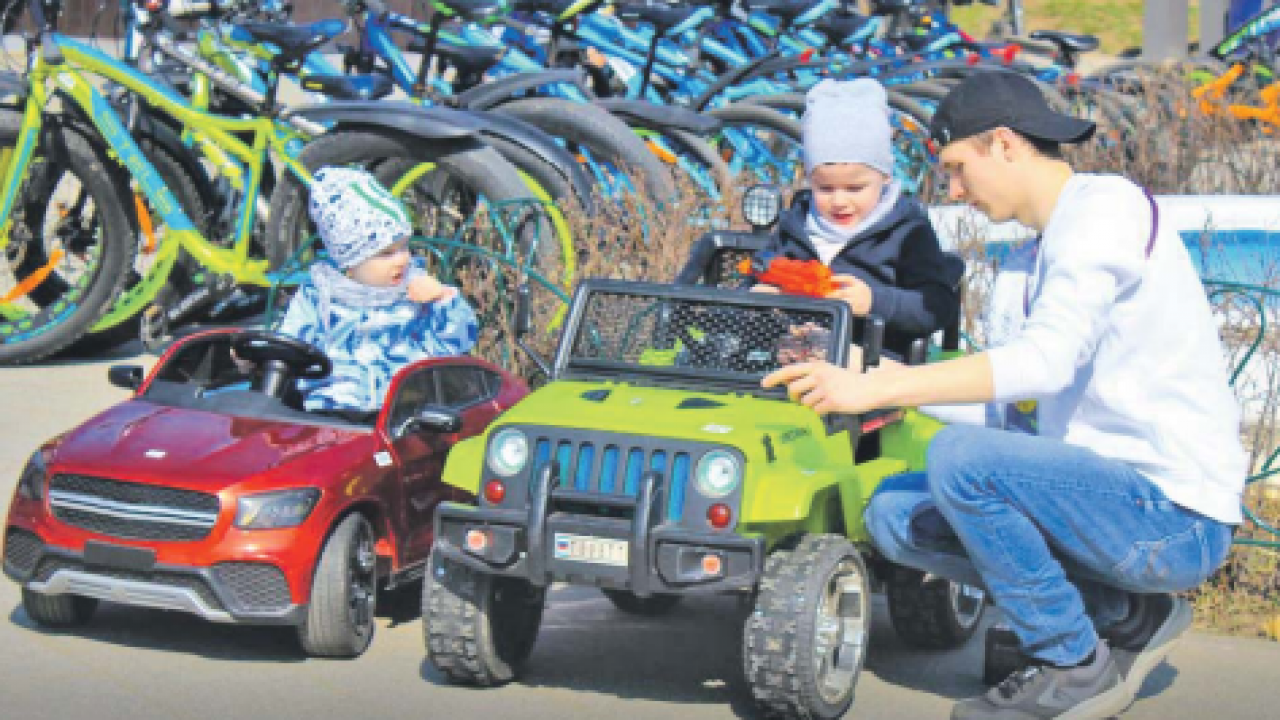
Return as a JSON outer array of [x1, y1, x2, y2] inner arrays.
[[744, 534, 871, 720], [21, 588, 98, 627], [67, 136, 211, 354], [264, 128, 533, 271], [422, 549, 545, 686], [886, 566, 987, 650], [983, 622, 1031, 686], [492, 97, 678, 203], [600, 588, 682, 616], [296, 513, 378, 658], [0, 112, 136, 365]]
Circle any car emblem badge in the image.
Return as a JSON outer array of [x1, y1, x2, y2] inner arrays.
[[374, 451, 392, 467], [702, 424, 732, 434], [145, 449, 166, 459]]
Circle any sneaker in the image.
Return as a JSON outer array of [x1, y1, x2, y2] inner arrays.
[[953, 641, 1131, 720], [1102, 594, 1193, 698]]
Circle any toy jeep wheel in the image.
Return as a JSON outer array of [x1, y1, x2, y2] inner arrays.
[[886, 566, 986, 649], [297, 513, 378, 657], [423, 550, 546, 686], [21, 588, 98, 627], [744, 534, 870, 720], [600, 588, 682, 616]]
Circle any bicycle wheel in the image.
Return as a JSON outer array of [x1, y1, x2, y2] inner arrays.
[[0, 112, 136, 364], [490, 97, 678, 204], [705, 102, 805, 189], [264, 128, 535, 272]]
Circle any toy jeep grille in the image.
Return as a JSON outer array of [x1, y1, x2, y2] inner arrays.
[[49, 474, 221, 542], [556, 280, 851, 393]]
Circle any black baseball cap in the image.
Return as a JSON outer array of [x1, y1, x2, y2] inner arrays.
[[929, 70, 1096, 149]]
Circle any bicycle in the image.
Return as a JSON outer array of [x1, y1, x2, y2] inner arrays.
[[0, 0, 532, 363]]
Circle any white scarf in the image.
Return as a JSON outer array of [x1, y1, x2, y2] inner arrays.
[[803, 180, 902, 265]]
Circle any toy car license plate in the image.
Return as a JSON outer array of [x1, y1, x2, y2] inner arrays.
[[553, 533, 628, 566]]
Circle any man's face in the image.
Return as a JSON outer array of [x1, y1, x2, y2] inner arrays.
[[809, 163, 889, 228], [347, 239, 411, 287], [938, 134, 1016, 222]]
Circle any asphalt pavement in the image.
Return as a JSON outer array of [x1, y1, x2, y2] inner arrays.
[[1, 343, 1278, 720]]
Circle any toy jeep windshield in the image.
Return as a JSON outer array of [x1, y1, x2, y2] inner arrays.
[[423, 267, 985, 718]]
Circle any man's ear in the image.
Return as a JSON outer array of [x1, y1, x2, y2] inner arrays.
[[991, 126, 1021, 162]]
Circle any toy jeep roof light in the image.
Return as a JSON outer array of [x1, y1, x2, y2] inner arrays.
[[741, 183, 782, 230], [552, 279, 853, 396]]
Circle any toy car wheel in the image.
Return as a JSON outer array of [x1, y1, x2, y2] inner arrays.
[[422, 549, 545, 686], [296, 513, 378, 658], [886, 566, 987, 650], [744, 534, 870, 720], [600, 588, 682, 616], [21, 588, 97, 627]]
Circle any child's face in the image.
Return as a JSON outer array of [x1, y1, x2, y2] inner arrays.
[[347, 239, 411, 287], [810, 163, 889, 228]]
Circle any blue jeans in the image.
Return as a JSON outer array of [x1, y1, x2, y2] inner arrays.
[[864, 425, 1235, 666]]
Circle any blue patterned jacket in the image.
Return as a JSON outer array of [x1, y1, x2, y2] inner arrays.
[[277, 266, 478, 412]]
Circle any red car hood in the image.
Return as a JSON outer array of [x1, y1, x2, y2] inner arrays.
[[49, 400, 378, 490]]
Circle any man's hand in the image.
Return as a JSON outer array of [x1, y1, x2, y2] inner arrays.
[[828, 275, 873, 316], [762, 360, 887, 415], [408, 275, 456, 304], [230, 348, 255, 375]]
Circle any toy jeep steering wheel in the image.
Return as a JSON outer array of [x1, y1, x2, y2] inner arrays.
[[232, 330, 331, 399]]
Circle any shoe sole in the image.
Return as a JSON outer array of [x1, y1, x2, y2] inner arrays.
[[1115, 597, 1194, 700], [1056, 680, 1135, 720]]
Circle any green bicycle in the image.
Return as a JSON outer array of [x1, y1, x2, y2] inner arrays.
[[0, 0, 533, 363]]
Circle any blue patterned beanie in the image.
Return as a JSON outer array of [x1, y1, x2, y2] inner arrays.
[[801, 78, 894, 177], [308, 167, 413, 269]]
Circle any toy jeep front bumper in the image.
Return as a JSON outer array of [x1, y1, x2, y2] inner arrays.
[[434, 466, 763, 596]]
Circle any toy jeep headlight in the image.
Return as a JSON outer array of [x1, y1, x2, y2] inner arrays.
[[487, 428, 529, 477], [695, 450, 741, 498]]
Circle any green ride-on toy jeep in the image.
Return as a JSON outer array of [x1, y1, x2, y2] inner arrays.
[[420, 189, 985, 719]]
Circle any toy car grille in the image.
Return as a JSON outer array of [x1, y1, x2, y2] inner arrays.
[[213, 563, 292, 612], [3, 528, 43, 574], [49, 474, 220, 542], [565, 287, 841, 386], [32, 556, 223, 609]]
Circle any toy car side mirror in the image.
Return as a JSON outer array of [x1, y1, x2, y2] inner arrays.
[[108, 365, 145, 391], [412, 405, 463, 435], [514, 282, 532, 339]]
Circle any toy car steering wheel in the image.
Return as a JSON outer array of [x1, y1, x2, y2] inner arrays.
[[231, 330, 331, 399]]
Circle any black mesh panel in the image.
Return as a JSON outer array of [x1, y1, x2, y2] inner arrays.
[[214, 563, 292, 612]]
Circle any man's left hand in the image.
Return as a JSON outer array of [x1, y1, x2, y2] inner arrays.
[[762, 361, 886, 415]]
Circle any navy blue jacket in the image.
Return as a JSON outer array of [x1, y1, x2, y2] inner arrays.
[[759, 190, 962, 357]]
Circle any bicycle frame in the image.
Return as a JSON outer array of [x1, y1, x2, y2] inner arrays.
[[0, 32, 315, 330]]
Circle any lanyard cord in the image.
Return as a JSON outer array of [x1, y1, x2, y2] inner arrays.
[[1024, 189, 1160, 315]]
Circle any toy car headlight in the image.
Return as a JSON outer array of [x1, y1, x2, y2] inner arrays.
[[17, 451, 47, 501], [487, 428, 529, 477], [694, 450, 741, 498], [235, 488, 321, 530]]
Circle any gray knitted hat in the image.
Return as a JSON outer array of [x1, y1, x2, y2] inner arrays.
[[801, 78, 894, 177], [308, 167, 413, 269]]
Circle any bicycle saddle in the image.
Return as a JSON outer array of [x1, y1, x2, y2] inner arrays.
[[615, 2, 703, 34], [513, 0, 607, 20], [1029, 30, 1099, 53], [742, 0, 824, 26], [301, 73, 395, 101], [435, 0, 507, 22], [409, 41, 505, 77], [231, 19, 347, 62], [813, 10, 873, 43]]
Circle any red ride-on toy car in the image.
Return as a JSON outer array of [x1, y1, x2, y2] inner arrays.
[[2, 328, 527, 657]]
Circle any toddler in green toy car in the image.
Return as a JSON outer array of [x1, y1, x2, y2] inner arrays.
[[750, 77, 961, 359]]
